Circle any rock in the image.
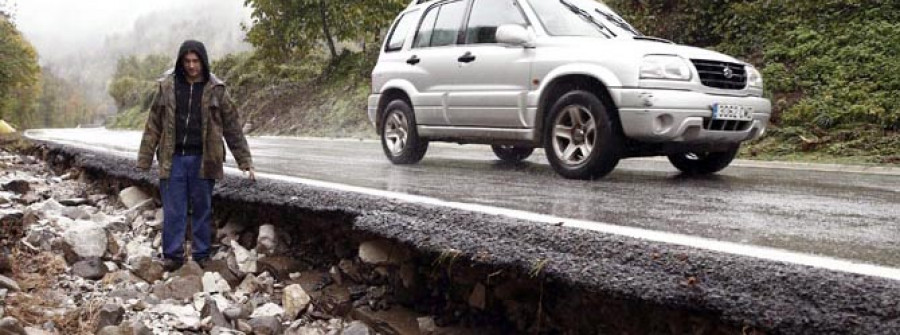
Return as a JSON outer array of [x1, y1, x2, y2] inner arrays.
[[196, 259, 240, 287], [358, 240, 410, 266], [249, 303, 283, 319], [1, 180, 29, 194], [61, 220, 107, 263], [235, 320, 252, 333], [118, 187, 152, 210], [337, 259, 361, 283], [0, 317, 26, 335], [174, 261, 204, 278], [200, 298, 230, 329], [230, 241, 257, 273], [15, 193, 40, 206], [94, 304, 125, 331], [283, 284, 312, 321], [222, 306, 243, 321], [58, 198, 89, 206], [61, 206, 91, 220], [24, 229, 54, 251], [108, 287, 142, 301], [285, 326, 325, 335], [129, 257, 165, 283], [0, 274, 20, 292], [124, 239, 154, 263], [129, 320, 153, 335], [151, 275, 202, 301], [0, 254, 10, 275], [27, 199, 63, 217], [210, 327, 243, 335], [150, 304, 200, 330], [256, 224, 276, 255], [417, 316, 437, 334], [98, 214, 129, 233], [202, 272, 231, 294], [342, 321, 371, 335], [95, 325, 121, 335], [216, 221, 245, 244], [247, 316, 281, 335], [329, 266, 343, 286], [72, 257, 107, 280], [468, 283, 486, 310]]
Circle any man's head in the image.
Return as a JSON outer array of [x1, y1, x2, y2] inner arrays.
[[175, 40, 210, 83]]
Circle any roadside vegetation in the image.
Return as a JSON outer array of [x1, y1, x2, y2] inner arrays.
[[607, 0, 900, 164], [1, 8, 98, 130], [22, 0, 895, 165]]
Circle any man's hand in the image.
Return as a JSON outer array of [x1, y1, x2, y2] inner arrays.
[[243, 167, 256, 181]]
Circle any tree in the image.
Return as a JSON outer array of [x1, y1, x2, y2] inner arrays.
[[0, 15, 41, 128], [243, 0, 406, 65]]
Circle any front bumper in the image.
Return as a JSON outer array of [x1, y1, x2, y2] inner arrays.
[[612, 88, 771, 143]]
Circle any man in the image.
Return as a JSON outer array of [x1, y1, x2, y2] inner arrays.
[[137, 40, 255, 271]]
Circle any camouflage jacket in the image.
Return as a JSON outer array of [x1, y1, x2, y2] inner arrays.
[[137, 73, 253, 179]]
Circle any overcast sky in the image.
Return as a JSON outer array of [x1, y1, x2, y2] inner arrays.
[[11, 0, 250, 58]]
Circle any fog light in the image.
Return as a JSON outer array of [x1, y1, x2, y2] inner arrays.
[[653, 114, 674, 134]]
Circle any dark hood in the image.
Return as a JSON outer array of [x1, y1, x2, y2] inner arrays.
[[174, 40, 211, 82]]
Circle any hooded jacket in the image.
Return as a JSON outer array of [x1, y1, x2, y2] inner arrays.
[[173, 40, 209, 156], [137, 40, 253, 179]]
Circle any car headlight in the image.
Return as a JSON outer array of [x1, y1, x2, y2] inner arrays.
[[640, 55, 692, 81], [746, 66, 763, 89]]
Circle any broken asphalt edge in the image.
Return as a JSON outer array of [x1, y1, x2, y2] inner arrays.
[[23, 139, 900, 334]]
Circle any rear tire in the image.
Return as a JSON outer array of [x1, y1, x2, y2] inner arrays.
[[381, 100, 428, 164], [543, 90, 621, 179], [667, 145, 739, 174], [491, 145, 534, 162]]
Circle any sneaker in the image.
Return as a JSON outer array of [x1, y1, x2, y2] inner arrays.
[[161, 258, 184, 272]]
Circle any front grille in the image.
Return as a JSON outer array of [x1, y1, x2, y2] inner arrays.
[[691, 59, 747, 90], [703, 118, 752, 131]]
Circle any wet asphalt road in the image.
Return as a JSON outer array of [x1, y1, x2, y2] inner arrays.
[[26, 128, 900, 269]]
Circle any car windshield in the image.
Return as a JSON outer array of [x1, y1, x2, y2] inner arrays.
[[527, 0, 641, 38]]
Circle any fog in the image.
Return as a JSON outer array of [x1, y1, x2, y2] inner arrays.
[[11, 0, 254, 115]]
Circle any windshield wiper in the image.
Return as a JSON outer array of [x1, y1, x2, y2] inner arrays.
[[594, 8, 642, 36], [559, 0, 615, 38]]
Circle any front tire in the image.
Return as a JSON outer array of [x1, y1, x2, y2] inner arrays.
[[491, 145, 534, 162], [543, 90, 621, 180], [381, 100, 428, 164], [667, 145, 739, 174]]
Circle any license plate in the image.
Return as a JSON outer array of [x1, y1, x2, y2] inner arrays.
[[713, 103, 753, 121]]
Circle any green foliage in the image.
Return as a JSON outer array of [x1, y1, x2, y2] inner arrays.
[[35, 69, 96, 128], [243, 0, 406, 65], [607, 0, 900, 160], [0, 16, 40, 128], [108, 54, 170, 111]]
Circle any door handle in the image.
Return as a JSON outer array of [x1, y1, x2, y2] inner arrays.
[[457, 52, 476, 63], [406, 55, 421, 65]]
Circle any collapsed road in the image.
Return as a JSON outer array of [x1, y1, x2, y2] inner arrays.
[[13, 129, 900, 334]]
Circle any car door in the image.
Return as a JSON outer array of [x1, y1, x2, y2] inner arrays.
[[404, 0, 469, 126], [446, 0, 533, 128]]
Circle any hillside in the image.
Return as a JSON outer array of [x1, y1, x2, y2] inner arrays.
[[109, 0, 899, 164]]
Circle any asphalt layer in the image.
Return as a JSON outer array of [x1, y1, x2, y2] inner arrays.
[[32, 141, 900, 334], [24, 129, 900, 269]]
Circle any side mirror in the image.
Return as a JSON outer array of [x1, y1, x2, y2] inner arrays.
[[496, 24, 535, 48]]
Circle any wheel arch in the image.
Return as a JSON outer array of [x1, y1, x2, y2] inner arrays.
[[533, 71, 622, 147]]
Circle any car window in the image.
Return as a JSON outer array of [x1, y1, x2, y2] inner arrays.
[[465, 0, 528, 44], [386, 11, 419, 52], [423, 0, 466, 48], [414, 4, 440, 48]]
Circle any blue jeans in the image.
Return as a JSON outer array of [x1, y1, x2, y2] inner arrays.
[[160, 154, 215, 262]]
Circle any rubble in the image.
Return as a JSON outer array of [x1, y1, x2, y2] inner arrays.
[[0, 145, 496, 335]]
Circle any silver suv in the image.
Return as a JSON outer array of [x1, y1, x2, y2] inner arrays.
[[368, 0, 771, 179]]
